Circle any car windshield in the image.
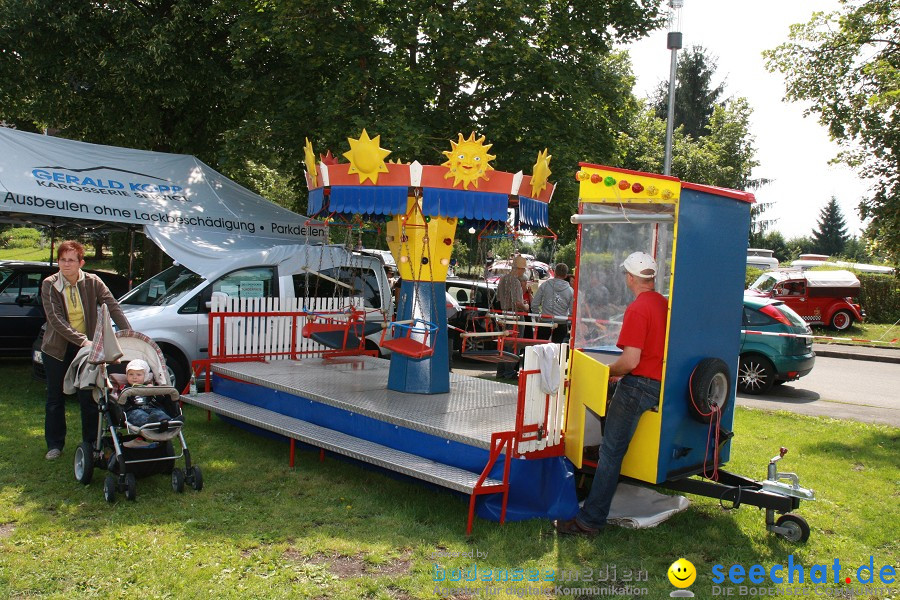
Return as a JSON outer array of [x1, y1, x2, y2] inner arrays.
[[119, 265, 205, 307], [750, 274, 780, 292]]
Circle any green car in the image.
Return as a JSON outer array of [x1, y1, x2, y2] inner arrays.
[[739, 294, 816, 395]]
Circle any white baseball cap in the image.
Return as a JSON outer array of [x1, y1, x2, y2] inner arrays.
[[622, 252, 658, 279]]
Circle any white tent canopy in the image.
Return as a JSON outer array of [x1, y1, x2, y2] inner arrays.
[[0, 128, 326, 271]]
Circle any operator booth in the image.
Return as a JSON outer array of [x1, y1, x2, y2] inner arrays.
[[565, 164, 752, 483]]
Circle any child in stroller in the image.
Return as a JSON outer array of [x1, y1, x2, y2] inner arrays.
[[113, 358, 182, 447], [72, 330, 202, 502]]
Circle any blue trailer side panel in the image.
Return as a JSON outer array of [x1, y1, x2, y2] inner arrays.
[[657, 186, 751, 481]]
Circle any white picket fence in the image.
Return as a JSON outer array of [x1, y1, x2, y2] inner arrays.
[[518, 343, 569, 453], [209, 295, 369, 360]]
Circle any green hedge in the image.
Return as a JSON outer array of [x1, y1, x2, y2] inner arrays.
[[858, 273, 900, 324]]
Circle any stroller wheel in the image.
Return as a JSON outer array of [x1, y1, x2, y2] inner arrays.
[[124, 473, 137, 501], [171, 468, 185, 493], [103, 474, 116, 503], [74, 442, 95, 485], [188, 465, 203, 491]]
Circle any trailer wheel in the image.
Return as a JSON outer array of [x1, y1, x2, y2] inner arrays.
[[776, 514, 810, 543], [689, 358, 731, 423]]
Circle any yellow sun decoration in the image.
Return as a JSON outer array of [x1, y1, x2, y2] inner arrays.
[[441, 132, 496, 190], [304, 138, 318, 188], [343, 129, 391, 184], [530, 148, 552, 198]]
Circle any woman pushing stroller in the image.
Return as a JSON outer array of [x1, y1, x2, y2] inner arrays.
[[41, 240, 131, 461]]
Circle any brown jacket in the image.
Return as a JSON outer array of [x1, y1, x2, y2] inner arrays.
[[40, 271, 131, 361]]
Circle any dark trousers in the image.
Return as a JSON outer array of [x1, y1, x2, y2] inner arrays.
[[43, 345, 98, 451], [538, 321, 569, 344]]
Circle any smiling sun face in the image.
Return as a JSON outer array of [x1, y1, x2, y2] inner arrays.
[[304, 138, 318, 188], [442, 132, 496, 190], [530, 148, 552, 198], [343, 129, 391, 184]]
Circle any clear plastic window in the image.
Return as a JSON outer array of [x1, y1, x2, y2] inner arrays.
[[572, 203, 674, 351]]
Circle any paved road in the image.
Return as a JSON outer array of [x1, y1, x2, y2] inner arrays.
[[737, 355, 900, 428], [452, 350, 900, 428]]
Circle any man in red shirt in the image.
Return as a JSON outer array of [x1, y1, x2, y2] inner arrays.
[[555, 251, 668, 535]]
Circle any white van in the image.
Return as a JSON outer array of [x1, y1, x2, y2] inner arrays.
[[118, 244, 392, 390]]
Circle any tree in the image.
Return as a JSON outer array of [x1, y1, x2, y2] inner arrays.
[[764, 1, 900, 261], [651, 45, 726, 139], [0, 0, 667, 249], [784, 235, 815, 261], [753, 230, 789, 263], [618, 97, 761, 190], [811, 196, 850, 256]]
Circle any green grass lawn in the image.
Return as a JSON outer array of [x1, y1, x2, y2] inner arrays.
[[812, 322, 900, 346], [0, 360, 897, 599]]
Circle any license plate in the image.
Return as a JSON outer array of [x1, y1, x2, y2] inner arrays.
[[33, 350, 43, 364]]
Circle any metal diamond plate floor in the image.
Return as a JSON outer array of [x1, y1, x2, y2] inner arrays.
[[212, 356, 519, 449]]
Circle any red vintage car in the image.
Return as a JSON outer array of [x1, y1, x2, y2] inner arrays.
[[747, 269, 865, 331]]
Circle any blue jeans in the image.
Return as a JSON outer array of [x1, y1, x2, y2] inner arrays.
[[44, 346, 99, 451], [576, 374, 661, 529], [126, 406, 172, 427]]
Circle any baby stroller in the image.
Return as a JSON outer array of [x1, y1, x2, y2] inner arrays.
[[69, 320, 202, 502]]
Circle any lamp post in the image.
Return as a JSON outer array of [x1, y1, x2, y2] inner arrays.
[[663, 0, 684, 176]]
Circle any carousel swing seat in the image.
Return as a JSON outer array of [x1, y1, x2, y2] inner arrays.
[[459, 330, 520, 363], [302, 309, 382, 351], [380, 318, 438, 359]]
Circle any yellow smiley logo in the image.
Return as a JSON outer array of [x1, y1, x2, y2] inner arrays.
[[668, 558, 696, 588]]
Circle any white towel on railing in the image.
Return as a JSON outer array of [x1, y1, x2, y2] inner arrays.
[[532, 343, 560, 394]]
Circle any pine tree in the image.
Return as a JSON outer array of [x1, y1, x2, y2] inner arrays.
[[811, 197, 849, 256], [652, 45, 726, 139]]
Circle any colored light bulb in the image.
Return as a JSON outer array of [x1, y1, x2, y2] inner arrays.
[[590, 174, 601, 184], [604, 176, 616, 187], [631, 182, 644, 193], [646, 185, 658, 196], [618, 180, 630, 190]]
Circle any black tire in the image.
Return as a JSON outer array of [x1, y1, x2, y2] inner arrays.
[[124, 473, 137, 501], [738, 354, 776, 395], [74, 441, 94, 485], [103, 473, 117, 503], [171, 468, 185, 493], [776, 513, 810, 543], [162, 350, 189, 393], [689, 358, 731, 423], [831, 310, 853, 332], [188, 465, 203, 491]]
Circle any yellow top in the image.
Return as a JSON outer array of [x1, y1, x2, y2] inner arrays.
[[64, 281, 87, 335]]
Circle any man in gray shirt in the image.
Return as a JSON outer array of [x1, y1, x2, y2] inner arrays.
[[531, 263, 574, 343]]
